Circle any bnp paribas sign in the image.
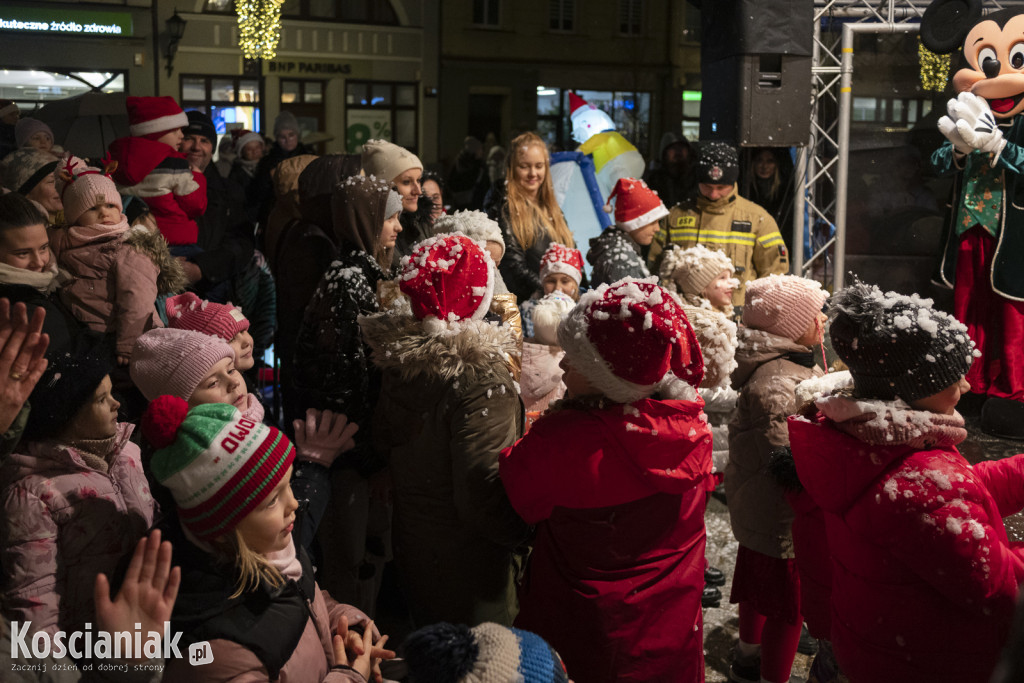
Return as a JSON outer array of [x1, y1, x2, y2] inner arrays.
[[0, 6, 133, 37]]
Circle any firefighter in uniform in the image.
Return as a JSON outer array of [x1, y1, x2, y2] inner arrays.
[[648, 141, 789, 307]]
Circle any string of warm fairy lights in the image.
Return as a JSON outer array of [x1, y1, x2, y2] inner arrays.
[[236, 0, 283, 60], [918, 37, 951, 92]]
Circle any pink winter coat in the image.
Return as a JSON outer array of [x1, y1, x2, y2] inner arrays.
[[789, 410, 1024, 683], [0, 423, 156, 637], [519, 341, 565, 414], [50, 222, 163, 355], [500, 397, 713, 683]]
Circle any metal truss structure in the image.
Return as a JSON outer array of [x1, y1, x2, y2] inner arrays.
[[795, 0, 1024, 290]]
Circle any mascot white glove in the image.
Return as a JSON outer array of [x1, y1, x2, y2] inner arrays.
[[938, 96, 973, 155], [951, 92, 1008, 161]]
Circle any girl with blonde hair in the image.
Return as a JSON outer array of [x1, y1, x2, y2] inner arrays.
[[485, 132, 575, 302]]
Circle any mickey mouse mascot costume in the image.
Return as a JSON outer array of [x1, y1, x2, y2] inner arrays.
[[926, 0, 1024, 438]]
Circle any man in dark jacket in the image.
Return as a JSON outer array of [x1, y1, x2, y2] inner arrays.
[[180, 111, 255, 303]]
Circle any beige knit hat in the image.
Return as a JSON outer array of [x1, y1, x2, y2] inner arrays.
[[743, 274, 829, 342], [361, 139, 422, 183], [659, 244, 734, 296]]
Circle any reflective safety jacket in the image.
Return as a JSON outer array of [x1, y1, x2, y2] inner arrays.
[[649, 186, 788, 305]]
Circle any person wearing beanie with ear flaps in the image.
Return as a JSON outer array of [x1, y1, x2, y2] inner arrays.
[[647, 141, 788, 306], [587, 177, 667, 287], [403, 622, 571, 683], [50, 155, 188, 366], [1, 340, 155, 643], [107, 96, 207, 248], [359, 233, 530, 628], [499, 278, 713, 683], [726, 273, 828, 683], [292, 175, 401, 615], [787, 281, 1024, 683], [142, 396, 392, 683]]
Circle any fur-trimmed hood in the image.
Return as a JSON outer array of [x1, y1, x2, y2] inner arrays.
[[124, 224, 189, 294], [359, 309, 518, 383]]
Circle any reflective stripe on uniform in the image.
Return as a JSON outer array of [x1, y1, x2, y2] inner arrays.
[[757, 231, 785, 248], [666, 227, 757, 246]]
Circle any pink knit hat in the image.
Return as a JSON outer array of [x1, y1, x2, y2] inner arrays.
[[126, 96, 188, 139], [55, 156, 123, 225], [165, 292, 249, 341], [742, 274, 829, 341], [130, 328, 236, 401]]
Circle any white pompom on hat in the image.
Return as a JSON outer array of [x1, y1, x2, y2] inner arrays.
[[531, 291, 576, 346]]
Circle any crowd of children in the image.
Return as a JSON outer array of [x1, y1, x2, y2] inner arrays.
[[2, 91, 1024, 683]]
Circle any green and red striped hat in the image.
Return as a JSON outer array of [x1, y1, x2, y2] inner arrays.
[[143, 395, 295, 541]]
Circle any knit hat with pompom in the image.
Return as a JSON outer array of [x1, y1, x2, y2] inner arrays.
[[659, 244, 735, 297], [403, 622, 569, 683], [742, 274, 828, 342], [143, 396, 294, 541], [828, 281, 978, 402], [557, 278, 704, 402], [531, 290, 575, 346]]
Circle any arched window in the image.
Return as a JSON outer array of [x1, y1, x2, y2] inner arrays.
[[203, 0, 399, 24]]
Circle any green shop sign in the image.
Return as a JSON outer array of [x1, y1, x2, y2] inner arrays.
[[0, 6, 133, 36]]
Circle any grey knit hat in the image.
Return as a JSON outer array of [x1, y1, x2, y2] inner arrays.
[[433, 210, 505, 256], [273, 110, 300, 137], [828, 281, 978, 402], [1, 148, 58, 195], [385, 189, 403, 219]]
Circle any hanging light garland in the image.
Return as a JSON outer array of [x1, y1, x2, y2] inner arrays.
[[918, 37, 951, 92], [237, 0, 284, 60]]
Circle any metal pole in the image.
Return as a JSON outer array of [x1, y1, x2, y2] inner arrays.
[[834, 24, 854, 292]]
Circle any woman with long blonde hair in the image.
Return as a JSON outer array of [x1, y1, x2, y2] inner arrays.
[[485, 132, 575, 302]]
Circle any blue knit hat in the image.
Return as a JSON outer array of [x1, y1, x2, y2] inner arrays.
[[403, 622, 569, 683]]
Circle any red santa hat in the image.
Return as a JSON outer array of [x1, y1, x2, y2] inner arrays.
[[605, 177, 669, 232], [557, 279, 705, 403], [399, 233, 495, 329], [539, 243, 584, 285], [126, 96, 188, 139]]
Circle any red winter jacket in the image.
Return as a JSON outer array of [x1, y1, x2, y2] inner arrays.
[[784, 488, 831, 641], [788, 414, 1024, 683], [500, 397, 712, 683], [108, 136, 207, 245]]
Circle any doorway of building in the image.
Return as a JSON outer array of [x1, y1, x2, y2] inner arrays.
[[467, 93, 504, 145]]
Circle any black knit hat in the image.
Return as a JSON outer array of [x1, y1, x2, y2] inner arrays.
[[827, 281, 977, 403], [183, 110, 216, 144], [24, 339, 114, 442], [697, 141, 739, 186]]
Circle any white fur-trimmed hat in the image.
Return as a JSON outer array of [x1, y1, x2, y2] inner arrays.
[[557, 278, 704, 403], [606, 177, 669, 233], [531, 290, 576, 346], [126, 96, 188, 138], [539, 243, 583, 285]]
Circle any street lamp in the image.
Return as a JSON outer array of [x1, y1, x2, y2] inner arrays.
[[165, 10, 188, 77]]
